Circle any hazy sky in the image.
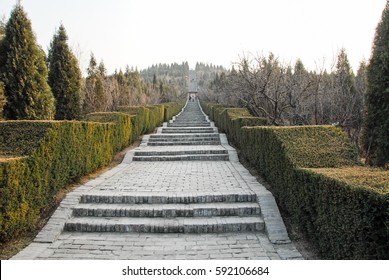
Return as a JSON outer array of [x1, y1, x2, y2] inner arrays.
[[1, 0, 387, 74]]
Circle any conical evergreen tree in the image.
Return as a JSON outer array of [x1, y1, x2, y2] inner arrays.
[[363, 2, 389, 166], [48, 24, 82, 120], [0, 81, 5, 118], [0, 5, 55, 120]]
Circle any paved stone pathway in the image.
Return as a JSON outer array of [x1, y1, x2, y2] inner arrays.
[[12, 99, 303, 260]]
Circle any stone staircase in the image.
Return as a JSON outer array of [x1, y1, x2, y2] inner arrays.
[[65, 192, 263, 233], [63, 99, 265, 235]]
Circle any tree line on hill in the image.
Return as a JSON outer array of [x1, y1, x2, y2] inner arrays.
[[0, 5, 186, 121], [204, 2, 388, 167]]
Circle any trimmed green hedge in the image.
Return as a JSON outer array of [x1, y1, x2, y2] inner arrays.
[[201, 101, 389, 259], [0, 100, 185, 243], [0, 121, 115, 241], [85, 112, 132, 152], [117, 106, 149, 141], [200, 101, 268, 146], [163, 101, 186, 122]]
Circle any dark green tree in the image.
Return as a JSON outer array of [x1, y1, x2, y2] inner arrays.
[[0, 19, 5, 118], [48, 24, 82, 120], [333, 49, 360, 131], [83, 54, 107, 113], [363, 2, 389, 166], [0, 5, 54, 120], [0, 81, 5, 118]]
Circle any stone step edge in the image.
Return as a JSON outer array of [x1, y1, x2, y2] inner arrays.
[[80, 193, 257, 204], [134, 150, 228, 156], [73, 202, 261, 217], [150, 133, 219, 138], [64, 216, 265, 233], [161, 128, 215, 131], [148, 138, 220, 142], [147, 142, 221, 146], [161, 131, 215, 134], [168, 125, 211, 127], [132, 155, 229, 161]]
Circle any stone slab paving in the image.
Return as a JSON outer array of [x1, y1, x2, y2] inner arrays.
[[12, 100, 303, 260]]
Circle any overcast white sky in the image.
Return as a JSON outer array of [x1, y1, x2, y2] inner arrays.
[[1, 0, 387, 74]]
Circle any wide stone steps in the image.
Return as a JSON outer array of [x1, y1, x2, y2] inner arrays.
[[149, 135, 220, 140], [148, 137, 220, 142], [59, 100, 269, 236], [132, 154, 228, 161], [80, 193, 257, 204], [151, 133, 219, 139], [64, 191, 264, 233], [147, 141, 221, 146], [134, 149, 228, 156], [72, 202, 261, 218], [148, 134, 221, 146], [174, 116, 206, 120], [64, 216, 264, 233], [168, 123, 211, 127], [132, 148, 228, 161], [161, 128, 215, 134]]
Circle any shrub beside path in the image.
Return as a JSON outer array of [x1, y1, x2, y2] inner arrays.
[[12, 100, 302, 260]]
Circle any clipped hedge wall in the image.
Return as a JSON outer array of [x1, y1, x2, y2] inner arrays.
[[117, 106, 149, 141], [0, 121, 115, 241], [85, 112, 132, 152], [200, 101, 268, 146], [0, 100, 185, 242], [163, 101, 186, 122], [201, 101, 389, 259]]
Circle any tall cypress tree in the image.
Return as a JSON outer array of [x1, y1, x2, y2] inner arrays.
[[0, 81, 5, 118], [48, 24, 82, 119], [363, 2, 389, 167], [0, 5, 55, 120], [0, 19, 5, 118]]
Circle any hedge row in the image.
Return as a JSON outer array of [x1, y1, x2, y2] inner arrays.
[[163, 101, 186, 122], [200, 102, 268, 146], [85, 112, 132, 153], [0, 100, 184, 242], [117, 101, 185, 142], [201, 101, 389, 259]]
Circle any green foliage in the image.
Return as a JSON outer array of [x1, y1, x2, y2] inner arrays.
[[201, 100, 388, 259], [118, 101, 184, 141], [363, 2, 389, 167], [117, 106, 149, 141], [0, 100, 185, 242], [0, 121, 114, 241], [200, 101, 268, 145], [270, 126, 358, 168], [163, 101, 186, 122], [0, 5, 55, 120], [85, 112, 132, 152], [294, 168, 388, 259], [0, 121, 52, 157], [0, 81, 6, 119], [48, 24, 82, 120], [83, 54, 107, 114], [240, 125, 388, 259]]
